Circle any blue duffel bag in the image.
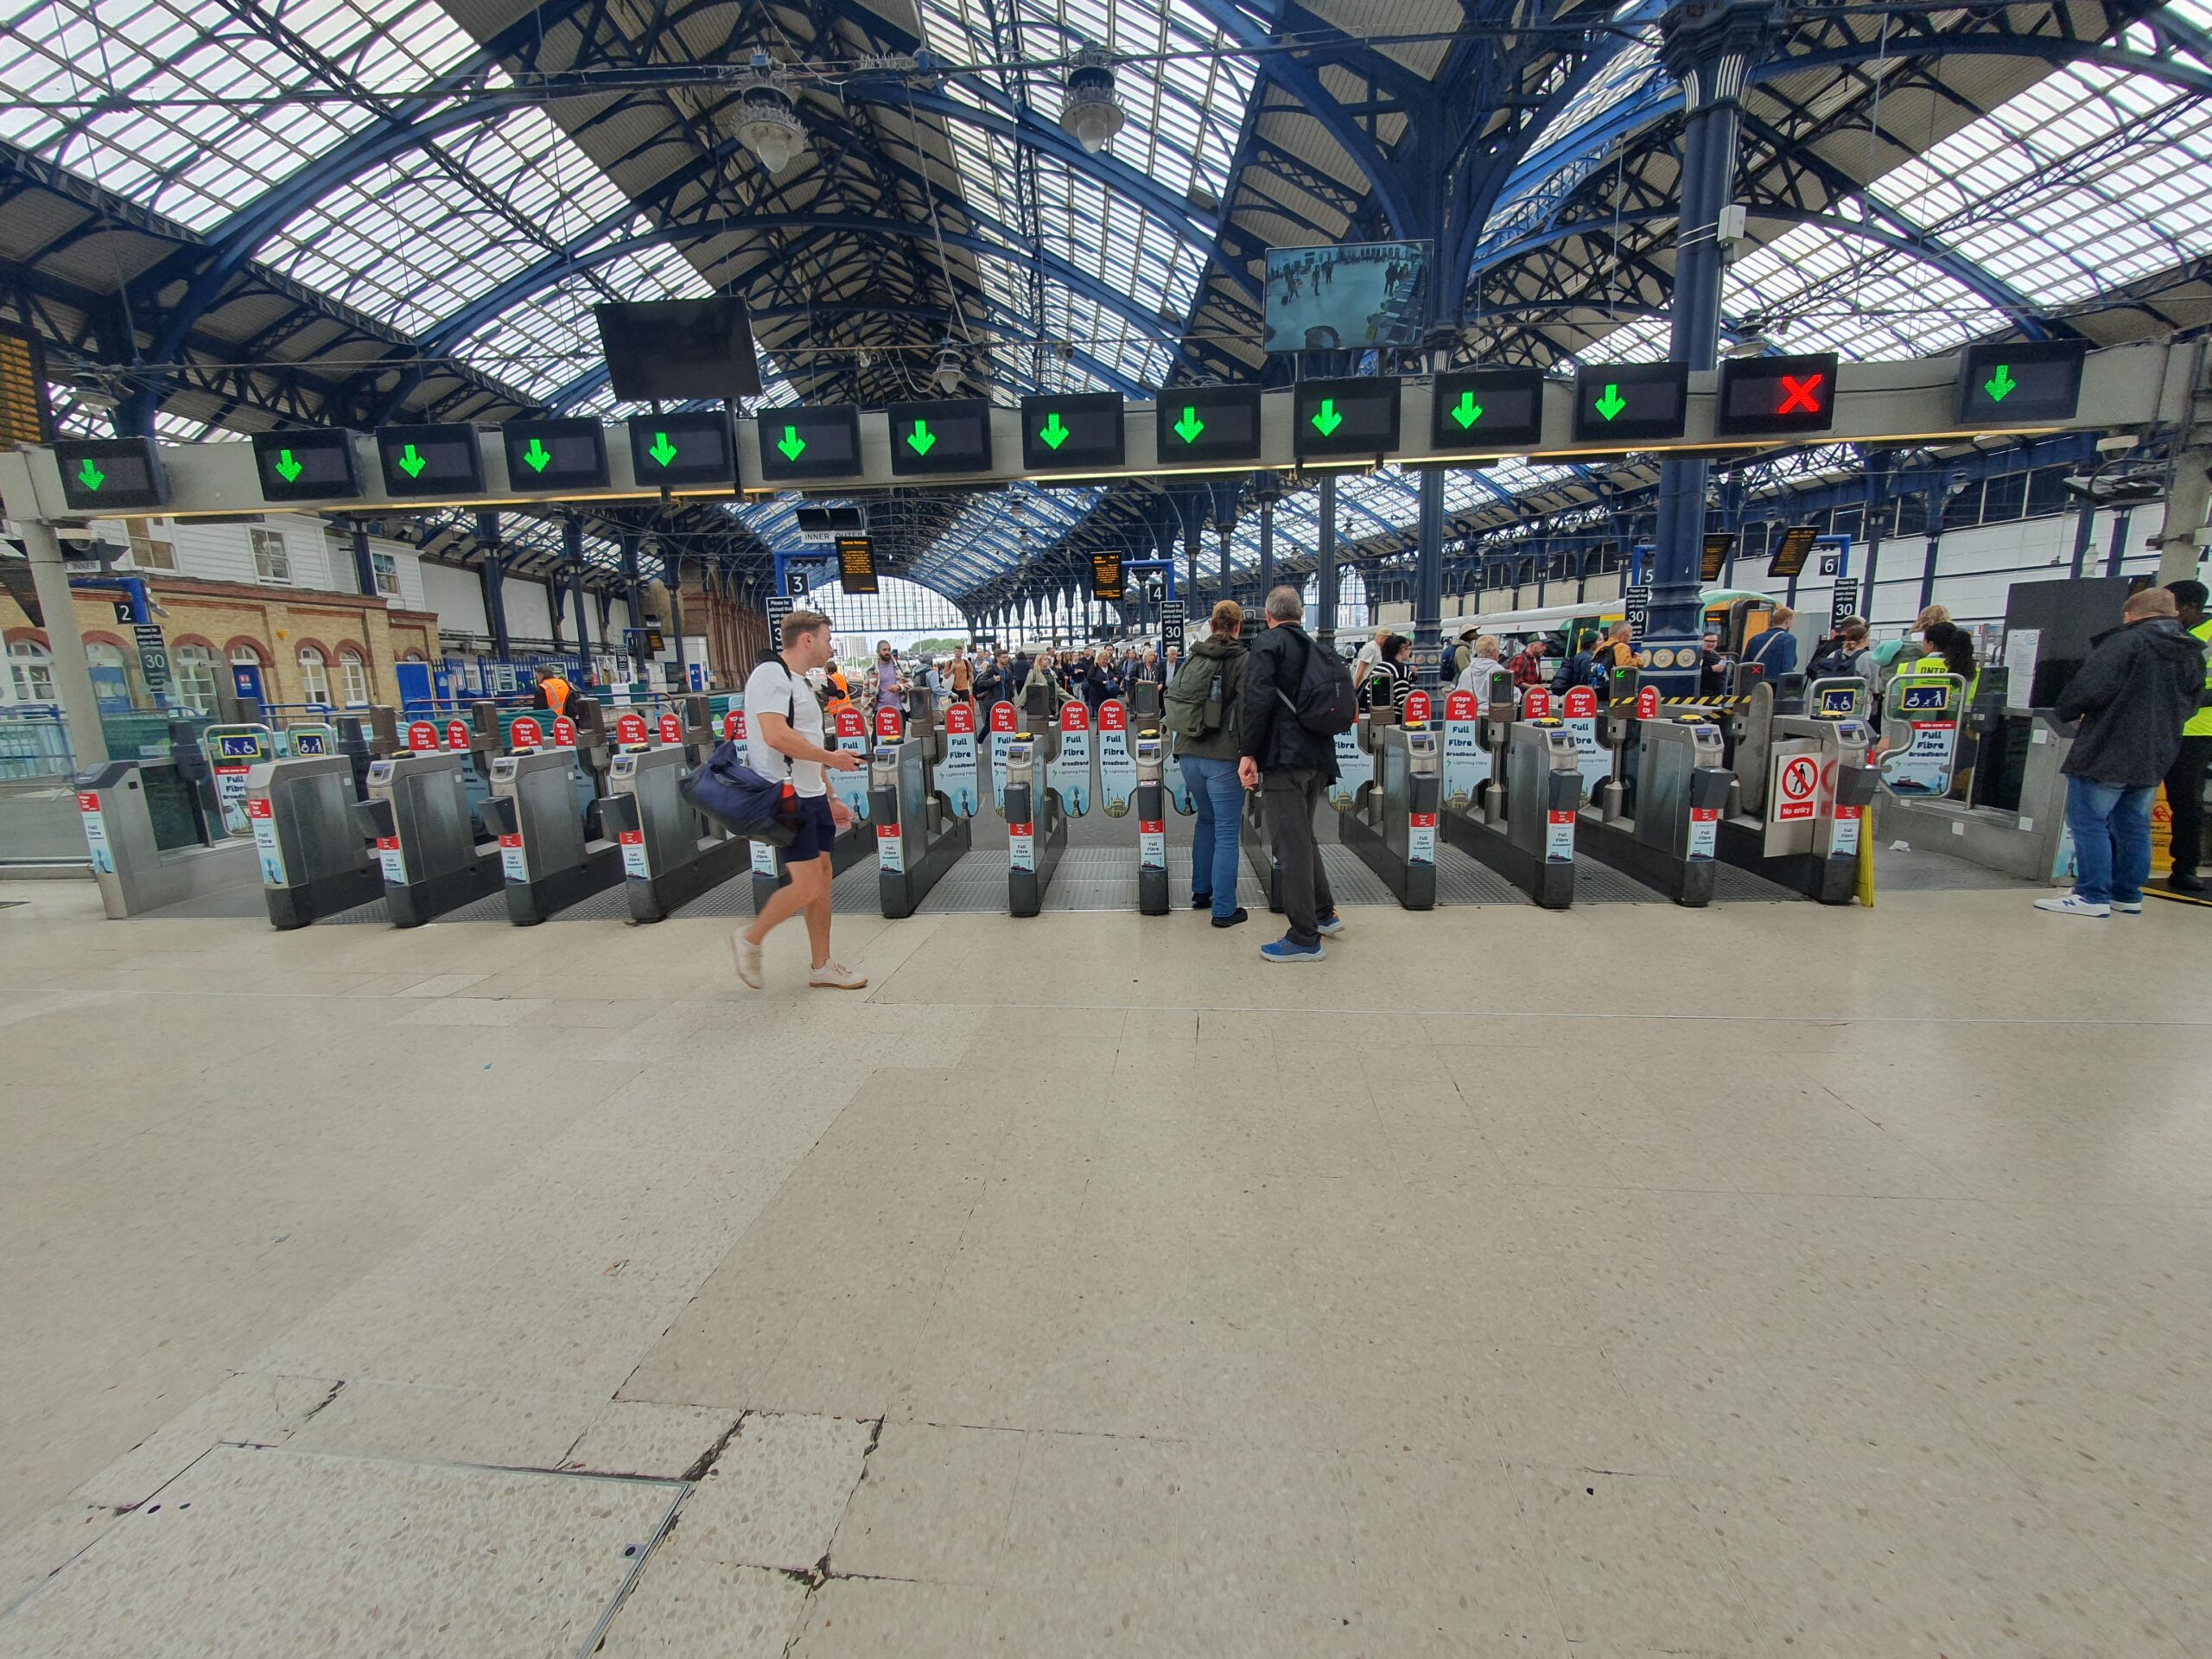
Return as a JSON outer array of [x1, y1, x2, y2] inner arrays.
[[681, 740, 798, 846]]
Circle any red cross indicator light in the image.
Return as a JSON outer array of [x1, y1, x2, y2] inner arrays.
[[1716, 352, 1840, 436]]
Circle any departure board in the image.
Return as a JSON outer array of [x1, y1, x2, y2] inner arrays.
[[252, 429, 361, 503], [375, 423, 484, 496], [1768, 524, 1820, 578], [753, 404, 862, 483], [1430, 368, 1544, 449], [1716, 352, 1840, 436], [1955, 339, 2088, 426], [1090, 550, 1124, 601], [1701, 532, 1735, 582], [0, 323, 50, 446], [628, 410, 735, 490], [1573, 362, 1689, 443], [836, 534, 878, 594], [1021, 392, 1125, 472], [1155, 385, 1262, 467], [501, 418, 608, 493], [54, 438, 165, 512], [1294, 376, 1400, 461], [887, 399, 993, 477]]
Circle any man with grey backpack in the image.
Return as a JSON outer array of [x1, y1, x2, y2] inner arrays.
[[1165, 600, 1250, 928], [1238, 585, 1356, 962]]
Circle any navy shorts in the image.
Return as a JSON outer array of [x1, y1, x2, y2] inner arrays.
[[784, 794, 838, 863]]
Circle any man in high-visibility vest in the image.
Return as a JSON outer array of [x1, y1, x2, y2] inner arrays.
[[2163, 579, 2210, 892], [532, 665, 574, 714]]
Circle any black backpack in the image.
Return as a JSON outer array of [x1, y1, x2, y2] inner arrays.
[[1277, 630, 1358, 736]]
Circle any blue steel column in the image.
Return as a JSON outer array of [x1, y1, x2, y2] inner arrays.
[[1257, 493, 1275, 595], [563, 518, 593, 673], [664, 547, 687, 681], [620, 533, 645, 674], [1316, 472, 1340, 649], [1183, 496, 1200, 603], [1414, 467, 1445, 683], [477, 511, 511, 663], [1648, 0, 1774, 690], [350, 523, 378, 597]]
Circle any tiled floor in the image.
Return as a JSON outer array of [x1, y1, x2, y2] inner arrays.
[[1, 877, 2208, 1656]]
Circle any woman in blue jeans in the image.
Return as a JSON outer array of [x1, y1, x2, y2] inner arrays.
[[1170, 600, 1251, 927]]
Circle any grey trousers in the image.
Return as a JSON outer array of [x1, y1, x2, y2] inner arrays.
[[1261, 766, 1336, 946]]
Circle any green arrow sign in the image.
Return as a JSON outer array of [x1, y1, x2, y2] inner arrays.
[[76, 457, 105, 492], [1983, 365, 2017, 404], [775, 425, 806, 461], [1594, 384, 1628, 422], [647, 431, 678, 467], [1172, 406, 1204, 444], [273, 448, 303, 482], [521, 437, 551, 474], [1310, 398, 1344, 436], [1038, 412, 1071, 451], [906, 419, 937, 456], [397, 444, 426, 479], [1450, 391, 1483, 430]]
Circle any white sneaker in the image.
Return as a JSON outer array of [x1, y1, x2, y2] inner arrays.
[[2113, 899, 2143, 913], [809, 960, 868, 990], [2035, 894, 2110, 918], [733, 935, 764, 988]]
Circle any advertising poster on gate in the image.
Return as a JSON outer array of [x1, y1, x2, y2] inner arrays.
[[1328, 721, 1374, 811], [1403, 690, 1432, 728], [1561, 686, 1608, 800], [1441, 690, 1489, 809], [77, 792, 116, 875], [939, 701, 981, 817], [553, 715, 576, 747], [830, 708, 871, 820], [1879, 683, 1961, 794], [658, 712, 683, 746], [875, 706, 903, 742], [1096, 701, 1136, 816], [721, 710, 743, 742], [247, 796, 287, 886], [445, 719, 469, 753], [614, 712, 650, 750], [510, 715, 543, 751], [1050, 702, 1092, 816], [987, 702, 1017, 814]]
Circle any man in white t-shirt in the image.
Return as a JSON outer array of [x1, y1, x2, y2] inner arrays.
[[734, 610, 867, 992]]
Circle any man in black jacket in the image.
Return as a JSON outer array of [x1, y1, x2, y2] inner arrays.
[[2037, 586, 2208, 918], [1237, 585, 1344, 961]]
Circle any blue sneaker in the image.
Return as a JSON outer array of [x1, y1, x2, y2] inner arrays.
[[1260, 936, 1325, 963], [1314, 912, 1345, 937]]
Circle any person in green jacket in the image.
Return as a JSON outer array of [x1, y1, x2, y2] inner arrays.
[[1166, 600, 1250, 927]]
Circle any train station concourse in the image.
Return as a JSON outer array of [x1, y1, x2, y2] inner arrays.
[[3, 0, 2212, 1651]]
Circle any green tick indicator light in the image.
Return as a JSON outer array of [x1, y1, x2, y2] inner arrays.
[[397, 444, 426, 479], [1310, 398, 1344, 436], [775, 426, 806, 461], [273, 448, 303, 482], [521, 437, 551, 474], [906, 420, 937, 455], [1173, 406, 1204, 444], [1594, 384, 1628, 422], [1038, 412, 1071, 451], [77, 458, 105, 491], [648, 431, 679, 467], [1983, 365, 2017, 404], [1450, 391, 1483, 429]]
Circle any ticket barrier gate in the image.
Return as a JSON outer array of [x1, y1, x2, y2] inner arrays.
[[244, 745, 385, 927], [1134, 734, 1170, 915], [479, 747, 626, 924], [1338, 713, 1440, 909], [1576, 702, 1732, 906], [1444, 711, 1580, 907], [601, 747, 750, 922], [1002, 720, 1068, 917], [870, 696, 970, 919], [1871, 672, 2074, 881], [1713, 677, 1877, 904], [1238, 783, 1284, 912], [353, 748, 504, 925]]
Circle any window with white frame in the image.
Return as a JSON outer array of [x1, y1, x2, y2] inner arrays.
[[126, 518, 176, 571], [173, 644, 219, 713], [297, 645, 329, 705], [339, 648, 369, 705], [371, 550, 399, 597], [7, 639, 55, 702], [251, 527, 291, 584]]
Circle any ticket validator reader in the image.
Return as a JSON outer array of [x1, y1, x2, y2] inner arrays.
[[1575, 693, 1733, 906], [1134, 732, 1170, 915], [353, 746, 504, 925], [1338, 704, 1441, 909], [1002, 682, 1070, 917], [871, 689, 971, 918], [1876, 664, 2076, 882], [1714, 676, 1877, 903], [1444, 704, 1580, 908]]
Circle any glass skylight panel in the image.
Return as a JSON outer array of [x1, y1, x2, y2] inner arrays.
[[261, 106, 628, 337], [0, 0, 478, 232], [1721, 223, 2006, 359]]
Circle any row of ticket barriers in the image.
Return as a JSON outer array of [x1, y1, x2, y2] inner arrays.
[[74, 659, 2036, 926]]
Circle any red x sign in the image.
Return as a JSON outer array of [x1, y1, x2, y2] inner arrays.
[[1777, 373, 1824, 416]]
